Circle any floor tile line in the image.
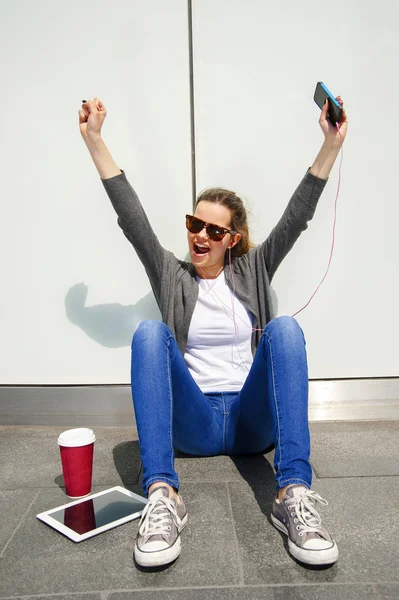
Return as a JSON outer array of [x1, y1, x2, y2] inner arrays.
[[1, 472, 398, 494], [313, 474, 399, 480], [135, 461, 143, 487], [0, 483, 137, 492], [310, 460, 320, 478], [0, 428, 10, 440], [0, 582, 396, 599], [225, 481, 245, 586], [0, 489, 41, 559], [0, 593, 102, 600], [100, 581, 396, 594], [0, 473, 398, 494]]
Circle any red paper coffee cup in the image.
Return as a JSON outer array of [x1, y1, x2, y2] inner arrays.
[[58, 428, 96, 498]]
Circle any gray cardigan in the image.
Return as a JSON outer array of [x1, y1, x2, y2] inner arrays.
[[102, 170, 327, 355]]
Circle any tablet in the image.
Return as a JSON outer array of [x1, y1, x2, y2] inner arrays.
[[36, 486, 147, 542]]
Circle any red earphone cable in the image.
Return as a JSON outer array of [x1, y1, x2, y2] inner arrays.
[[291, 123, 343, 318], [200, 125, 344, 371], [229, 121, 344, 332]]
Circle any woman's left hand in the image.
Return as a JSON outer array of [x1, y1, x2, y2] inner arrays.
[[319, 96, 348, 145]]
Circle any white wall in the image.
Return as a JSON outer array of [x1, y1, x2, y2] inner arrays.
[[1, 0, 397, 384], [1, 0, 191, 384], [192, 0, 398, 378]]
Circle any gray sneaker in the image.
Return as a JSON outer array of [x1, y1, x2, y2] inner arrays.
[[271, 485, 338, 565], [134, 486, 188, 567]]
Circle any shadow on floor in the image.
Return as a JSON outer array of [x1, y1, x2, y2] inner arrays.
[[231, 450, 336, 572], [230, 448, 276, 520], [113, 440, 142, 487]]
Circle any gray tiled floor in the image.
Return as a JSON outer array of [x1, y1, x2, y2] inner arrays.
[[309, 421, 399, 477], [0, 422, 398, 599]]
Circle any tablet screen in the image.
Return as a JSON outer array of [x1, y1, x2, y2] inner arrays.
[[49, 490, 145, 535]]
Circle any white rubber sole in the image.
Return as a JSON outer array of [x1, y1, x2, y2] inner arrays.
[[271, 514, 339, 566], [134, 514, 188, 568]]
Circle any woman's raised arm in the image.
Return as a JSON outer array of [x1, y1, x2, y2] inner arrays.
[[79, 98, 122, 179], [78, 97, 171, 307], [309, 96, 348, 179], [259, 96, 348, 281]]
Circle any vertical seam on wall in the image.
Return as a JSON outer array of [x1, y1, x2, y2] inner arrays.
[[187, 0, 197, 209]]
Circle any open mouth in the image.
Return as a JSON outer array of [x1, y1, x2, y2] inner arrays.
[[193, 243, 210, 256]]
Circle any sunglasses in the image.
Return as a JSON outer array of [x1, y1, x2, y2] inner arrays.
[[185, 214, 236, 242]]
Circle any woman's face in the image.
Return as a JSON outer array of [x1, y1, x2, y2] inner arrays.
[[187, 201, 241, 278]]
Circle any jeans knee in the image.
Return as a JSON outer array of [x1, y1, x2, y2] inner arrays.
[[132, 319, 169, 350], [265, 316, 305, 346]]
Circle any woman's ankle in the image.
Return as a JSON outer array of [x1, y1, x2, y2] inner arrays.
[[148, 482, 179, 500], [277, 483, 309, 502]]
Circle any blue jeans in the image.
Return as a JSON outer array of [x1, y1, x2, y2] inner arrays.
[[131, 316, 311, 496]]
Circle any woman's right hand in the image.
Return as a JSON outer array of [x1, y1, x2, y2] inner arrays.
[[79, 97, 107, 140]]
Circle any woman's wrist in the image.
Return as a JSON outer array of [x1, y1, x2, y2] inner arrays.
[[82, 131, 103, 148], [322, 135, 342, 153], [309, 139, 342, 179], [83, 134, 122, 179]]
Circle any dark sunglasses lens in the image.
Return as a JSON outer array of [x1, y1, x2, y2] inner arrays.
[[186, 215, 204, 233], [186, 215, 227, 241], [207, 226, 225, 241]]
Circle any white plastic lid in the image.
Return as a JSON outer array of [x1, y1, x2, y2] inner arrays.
[[57, 428, 96, 447]]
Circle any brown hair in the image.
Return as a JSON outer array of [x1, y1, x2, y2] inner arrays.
[[194, 187, 255, 259]]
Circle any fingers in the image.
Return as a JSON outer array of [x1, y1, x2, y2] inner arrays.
[[81, 99, 97, 115], [79, 98, 96, 125], [94, 97, 106, 111], [80, 98, 106, 123], [321, 97, 329, 120], [81, 97, 105, 110], [334, 96, 347, 123]]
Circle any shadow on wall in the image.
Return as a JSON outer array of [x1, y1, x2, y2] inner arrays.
[[65, 283, 161, 348], [64, 281, 279, 348]]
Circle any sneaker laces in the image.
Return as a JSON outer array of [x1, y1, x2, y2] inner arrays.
[[286, 489, 328, 535], [139, 495, 181, 543]]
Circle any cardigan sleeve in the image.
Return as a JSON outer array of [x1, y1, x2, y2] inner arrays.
[[101, 170, 168, 305], [259, 169, 328, 282]]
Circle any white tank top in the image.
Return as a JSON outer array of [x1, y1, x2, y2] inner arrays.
[[184, 272, 254, 392]]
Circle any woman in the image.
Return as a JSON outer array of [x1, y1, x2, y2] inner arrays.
[[79, 95, 348, 569]]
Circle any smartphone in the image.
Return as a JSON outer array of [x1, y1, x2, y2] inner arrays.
[[314, 82, 342, 126]]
